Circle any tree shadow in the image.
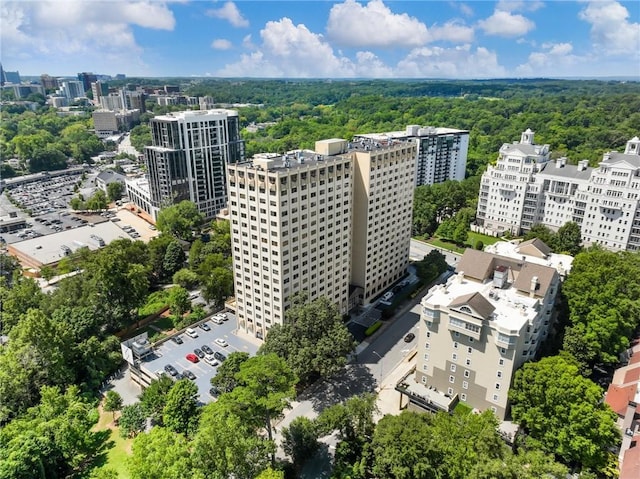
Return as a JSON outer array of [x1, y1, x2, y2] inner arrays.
[[297, 364, 377, 415], [299, 442, 332, 479], [79, 429, 114, 476]]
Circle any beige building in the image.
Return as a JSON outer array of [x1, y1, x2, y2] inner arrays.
[[413, 248, 560, 419], [228, 137, 417, 339]]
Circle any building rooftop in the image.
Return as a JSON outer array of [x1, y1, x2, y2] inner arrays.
[[231, 149, 348, 174], [605, 383, 640, 417], [500, 142, 549, 158], [484, 240, 574, 276], [9, 221, 129, 266], [537, 161, 593, 180], [153, 109, 238, 122], [423, 270, 542, 334], [354, 125, 468, 142]]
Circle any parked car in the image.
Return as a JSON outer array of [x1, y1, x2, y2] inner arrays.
[[171, 336, 184, 345], [215, 338, 228, 347], [185, 328, 198, 338], [194, 348, 204, 358], [211, 315, 223, 325], [214, 351, 226, 362], [404, 333, 415, 343], [186, 353, 200, 363], [183, 370, 196, 380], [382, 291, 394, 302], [209, 386, 221, 397], [204, 354, 219, 367], [164, 364, 178, 376], [201, 345, 213, 355], [199, 322, 211, 332]]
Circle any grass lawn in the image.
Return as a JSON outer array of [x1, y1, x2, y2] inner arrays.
[[91, 406, 133, 478], [424, 231, 503, 254]]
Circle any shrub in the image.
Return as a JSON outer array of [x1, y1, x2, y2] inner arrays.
[[365, 321, 382, 336], [475, 240, 484, 250]]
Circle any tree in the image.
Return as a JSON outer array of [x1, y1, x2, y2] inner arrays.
[[163, 241, 186, 277], [163, 379, 200, 436], [553, 221, 582, 256], [85, 190, 108, 211], [128, 427, 193, 479], [220, 354, 297, 456], [103, 391, 123, 421], [156, 200, 204, 241], [168, 286, 191, 320], [435, 207, 474, 244], [0, 385, 102, 479], [259, 294, 356, 385], [139, 375, 174, 424], [192, 403, 275, 479], [106, 181, 124, 202], [172, 268, 199, 290], [281, 417, 320, 470], [211, 351, 250, 393], [200, 266, 234, 305], [255, 468, 285, 479], [523, 223, 555, 247], [119, 403, 147, 438], [414, 249, 448, 283], [509, 355, 619, 473], [0, 275, 44, 332], [147, 234, 174, 281]]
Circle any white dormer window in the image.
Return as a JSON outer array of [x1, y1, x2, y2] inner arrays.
[[459, 306, 472, 315]]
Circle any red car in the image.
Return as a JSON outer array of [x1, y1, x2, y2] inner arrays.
[[186, 353, 199, 363]]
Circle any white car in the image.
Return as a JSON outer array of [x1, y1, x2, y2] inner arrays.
[[204, 354, 219, 367], [185, 328, 198, 338], [215, 338, 228, 347], [211, 315, 224, 325]]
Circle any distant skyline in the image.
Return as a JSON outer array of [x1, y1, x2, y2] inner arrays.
[[1, 1, 639, 79]]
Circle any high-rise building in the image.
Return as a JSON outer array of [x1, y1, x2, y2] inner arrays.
[[407, 247, 561, 419], [91, 81, 109, 102], [2, 68, 21, 85], [40, 74, 59, 91], [475, 130, 640, 251], [227, 137, 417, 339], [59, 80, 85, 99], [144, 109, 244, 220], [77, 72, 97, 92], [353, 125, 469, 186]]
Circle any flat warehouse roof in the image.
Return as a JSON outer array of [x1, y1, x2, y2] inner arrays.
[[10, 221, 130, 266]]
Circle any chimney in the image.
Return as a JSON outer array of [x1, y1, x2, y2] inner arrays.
[[457, 272, 464, 284], [555, 157, 566, 168], [529, 276, 539, 297], [577, 159, 589, 171]]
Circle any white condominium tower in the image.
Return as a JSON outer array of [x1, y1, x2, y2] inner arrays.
[[354, 125, 468, 186], [144, 109, 244, 220], [476, 130, 640, 252], [227, 137, 417, 339]]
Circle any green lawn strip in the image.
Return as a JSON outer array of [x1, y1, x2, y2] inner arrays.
[[465, 231, 501, 248], [90, 408, 133, 478]]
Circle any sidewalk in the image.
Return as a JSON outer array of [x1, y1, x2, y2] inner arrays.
[[375, 349, 417, 420]]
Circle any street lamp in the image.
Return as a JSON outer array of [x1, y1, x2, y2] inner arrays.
[[372, 350, 383, 386]]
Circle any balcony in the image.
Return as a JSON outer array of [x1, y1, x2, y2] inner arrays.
[[395, 367, 459, 414]]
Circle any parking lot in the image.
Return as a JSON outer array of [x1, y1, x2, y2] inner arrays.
[[140, 313, 260, 403]]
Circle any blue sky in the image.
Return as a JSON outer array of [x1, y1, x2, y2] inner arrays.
[[2, 1, 639, 78]]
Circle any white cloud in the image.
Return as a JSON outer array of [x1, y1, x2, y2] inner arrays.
[[396, 44, 507, 78], [496, 1, 544, 13], [451, 2, 474, 18], [219, 18, 357, 78], [515, 42, 583, 77], [242, 34, 255, 49], [478, 10, 535, 37], [579, 1, 640, 55], [211, 39, 232, 50], [430, 21, 474, 43], [326, 0, 429, 48], [206, 1, 248, 28], [0, 1, 175, 74]]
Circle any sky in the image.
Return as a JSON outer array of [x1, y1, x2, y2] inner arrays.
[[1, 0, 639, 79]]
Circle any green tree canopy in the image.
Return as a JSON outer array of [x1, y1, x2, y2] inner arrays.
[[259, 294, 356, 385], [106, 181, 124, 202], [509, 355, 619, 473], [163, 379, 200, 436], [211, 351, 250, 393], [128, 427, 193, 479], [156, 200, 204, 241]]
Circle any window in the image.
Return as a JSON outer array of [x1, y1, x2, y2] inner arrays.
[[449, 375, 455, 383], [452, 353, 458, 361], [491, 406, 497, 413], [453, 341, 458, 349], [421, 376, 427, 384], [495, 383, 501, 390], [499, 358, 505, 366], [460, 393, 467, 401], [497, 371, 503, 378], [464, 370, 470, 378], [462, 381, 468, 389], [465, 358, 471, 366], [424, 353, 429, 361], [492, 394, 499, 402], [447, 388, 454, 396], [467, 347, 473, 354], [450, 364, 456, 372], [425, 342, 430, 349]]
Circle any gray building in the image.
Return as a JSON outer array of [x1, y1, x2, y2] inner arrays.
[[144, 109, 244, 220]]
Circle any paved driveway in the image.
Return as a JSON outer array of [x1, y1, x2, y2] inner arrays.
[[139, 313, 259, 403]]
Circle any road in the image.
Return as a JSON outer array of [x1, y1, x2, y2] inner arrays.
[[118, 133, 141, 157], [410, 238, 461, 266]]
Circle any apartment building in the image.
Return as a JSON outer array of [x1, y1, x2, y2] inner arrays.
[[476, 131, 640, 252], [411, 248, 560, 419], [228, 137, 417, 338], [227, 150, 353, 339], [144, 109, 244, 220], [354, 125, 468, 186]]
